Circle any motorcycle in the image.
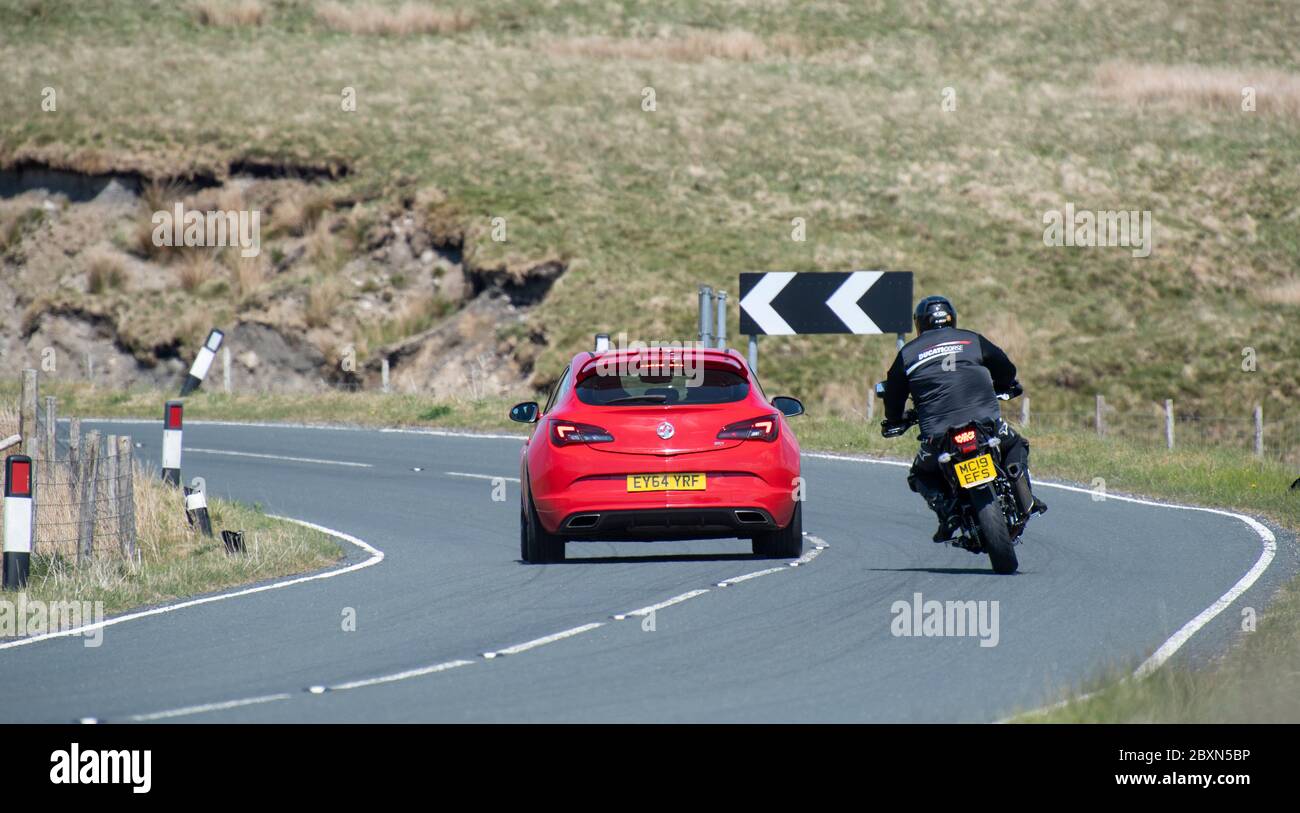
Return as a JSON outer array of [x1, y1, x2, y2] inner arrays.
[[876, 380, 1035, 575]]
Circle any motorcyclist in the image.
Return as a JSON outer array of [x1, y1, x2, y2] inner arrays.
[[881, 296, 1046, 542]]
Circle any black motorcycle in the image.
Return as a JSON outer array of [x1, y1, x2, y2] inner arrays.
[[876, 381, 1035, 575]]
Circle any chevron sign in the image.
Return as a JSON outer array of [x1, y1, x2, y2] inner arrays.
[[738, 271, 913, 335]]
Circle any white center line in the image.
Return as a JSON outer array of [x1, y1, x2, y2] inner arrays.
[[716, 567, 786, 587], [127, 692, 292, 722], [329, 659, 476, 691], [445, 471, 520, 482], [483, 622, 604, 659], [613, 589, 710, 620], [185, 448, 373, 468]]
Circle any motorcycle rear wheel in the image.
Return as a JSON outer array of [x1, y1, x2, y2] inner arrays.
[[972, 488, 1018, 574]]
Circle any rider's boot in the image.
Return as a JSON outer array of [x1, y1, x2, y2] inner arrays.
[[927, 496, 960, 542]]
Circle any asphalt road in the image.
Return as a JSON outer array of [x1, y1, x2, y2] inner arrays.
[[0, 419, 1293, 722]]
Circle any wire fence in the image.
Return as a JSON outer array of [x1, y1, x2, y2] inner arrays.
[[3, 378, 138, 564]]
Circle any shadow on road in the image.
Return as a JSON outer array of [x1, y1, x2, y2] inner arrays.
[[866, 566, 1007, 576], [527, 552, 765, 565]]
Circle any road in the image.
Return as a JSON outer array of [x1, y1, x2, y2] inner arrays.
[[0, 420, 1292, 722]]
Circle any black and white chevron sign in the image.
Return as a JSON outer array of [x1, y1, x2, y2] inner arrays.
[[738, 271, 913, 335]]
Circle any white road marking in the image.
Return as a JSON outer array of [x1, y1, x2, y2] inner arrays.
[[445, 471, 520, 483], [330, 659, 476, 691], [716, 568, 785, 587], [0, 517, 384, 652], [186, 447, 372, 468], [482, 623, 604, 659], [613, 589, 709, 620], [127, 692, 292, 722], [78, 417, 525, 441]]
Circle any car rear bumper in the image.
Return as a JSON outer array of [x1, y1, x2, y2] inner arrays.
[[556, 506, 779, 541]]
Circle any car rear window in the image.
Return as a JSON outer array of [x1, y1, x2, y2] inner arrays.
[[576, 369, 750, 406]]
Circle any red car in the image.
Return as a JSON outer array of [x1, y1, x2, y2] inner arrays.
[[509, 347, 804, 563]]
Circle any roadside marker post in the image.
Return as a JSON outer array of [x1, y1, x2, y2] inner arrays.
[[180, 329, 225, 396], [162, 401, 183, 486], [184, 484, 214, 538], [3, 455, 34, 590], [698, 285, 713, 347], [594, 333, 611, 352], [714, 291, 728, 349]]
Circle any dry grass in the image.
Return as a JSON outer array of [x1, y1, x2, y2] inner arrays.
[[193, 0, 267, 28], [176, 250, 219, 292], [304, 275, 345, 327], [316, 2, 474, 36], [1097, 62, 1300, 118], [270, 185, 331, 237], [83, 248, 127, 294], [228, 252, 267, 299], [1257, 278, 1300, 305], [546, 30, 802, 63]]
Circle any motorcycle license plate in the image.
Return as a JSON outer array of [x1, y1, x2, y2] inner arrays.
[[953, 454, 997, 488]]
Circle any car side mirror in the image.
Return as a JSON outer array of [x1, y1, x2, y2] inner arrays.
[[772, 396, 804, 417], [509, 402, 539, 424], [874, 381, 887, 399]]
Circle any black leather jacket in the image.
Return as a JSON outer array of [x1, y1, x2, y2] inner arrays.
[[883, 327, 1017, 439]]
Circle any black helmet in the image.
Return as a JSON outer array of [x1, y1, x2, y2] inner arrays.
[[913, 295, 956, 334]]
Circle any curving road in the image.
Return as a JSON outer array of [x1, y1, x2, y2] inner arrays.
[[0, 420, 1293, 722]]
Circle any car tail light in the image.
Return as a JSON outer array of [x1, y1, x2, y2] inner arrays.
[[950, 427, 978, 454], [550, 420, 614, 446], [717, 414, 779, 442]]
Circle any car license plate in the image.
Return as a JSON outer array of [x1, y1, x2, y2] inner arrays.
[[627, 473, 706, 492], [953, 454, 997, 488]]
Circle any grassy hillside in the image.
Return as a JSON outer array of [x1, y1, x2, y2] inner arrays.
[[2, 0, 1297, 421]]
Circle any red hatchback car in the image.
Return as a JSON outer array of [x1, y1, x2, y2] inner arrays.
[[509, 347, 805, 563]]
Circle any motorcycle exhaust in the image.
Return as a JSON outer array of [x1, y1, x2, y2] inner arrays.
[[1005, 462, 1034, 515]]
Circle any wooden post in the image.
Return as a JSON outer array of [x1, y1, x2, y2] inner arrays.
[[1254, 405, 1264, 458], [866, 388, 875, 422], [103, 434, 118, 555], [43, 396, 57, 462], [1164, 399, 1174, 450], [223, 346, 232, 394], [118, 436, 136, 561], [68, 417, 82, 495], [1095, 394, 1105, 437], [1020, 395, 1030, 428], [19, 369, 38, 457], [77, 430, 100, 564], [381, 357, 390, 394]]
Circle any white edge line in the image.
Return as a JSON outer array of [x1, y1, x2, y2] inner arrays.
[[483, 622, 604, 658], [75, 417, 525, 441], [716, 568, 785, 587], [0, 517, 384, 652], [445, 471, 521, 483], [127, 692, 292, 722], [330, 659, 475, 691], [613, 589, 709, 620], [186, 448, 373, 468]]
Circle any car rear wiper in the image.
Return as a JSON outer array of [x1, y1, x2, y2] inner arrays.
[[605, 394, 670, 404]]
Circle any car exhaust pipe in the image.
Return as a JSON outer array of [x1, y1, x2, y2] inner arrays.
[[734, 510, 768, 525], [566, 513, 600, 529]]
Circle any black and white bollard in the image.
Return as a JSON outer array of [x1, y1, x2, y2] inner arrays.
[[180, 329, 225, 396], [3, 455, 33, 590], [161, 401, 183, 486], [184, 485, 213, 538]]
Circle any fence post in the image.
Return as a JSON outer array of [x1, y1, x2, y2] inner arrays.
[[117, 436, 136, 561], [67, 418, 81, 491], [1095, 394, 1106, 437], [43, 396, 57, 463], [223, 346, 232, 394], [77, 430, 101, 564], [19, 369, 37, 457], [381, 357, 390, 394], [104, 434, 119, 552], [1254, 405, 1264, 457], [866, 386, 875, 422], [1164, 399, 1174, 450]]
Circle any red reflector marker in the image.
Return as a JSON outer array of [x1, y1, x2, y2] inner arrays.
[[166, 402, 184, 430], [7, 458, 31, 497]]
